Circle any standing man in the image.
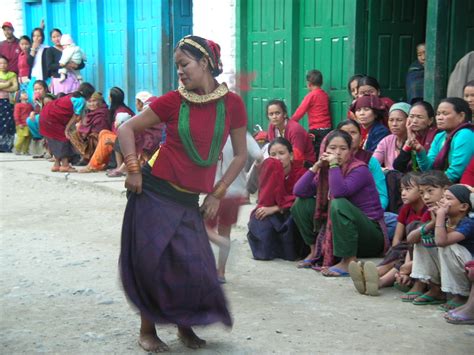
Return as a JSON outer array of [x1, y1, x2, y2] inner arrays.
[[0, 22, 20, 74]]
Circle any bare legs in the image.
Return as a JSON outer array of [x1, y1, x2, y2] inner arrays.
[[206, 224, 231, 281]]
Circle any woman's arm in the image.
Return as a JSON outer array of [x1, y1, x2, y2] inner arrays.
[[416, 132, 442, 171], [293, 169, 317, 197], [118, 107, 162, 194], [329, 165, 370, 198], [201, 126, 247, 220], [392, 147, 412, 172], [5, 76, 18, 92], [368, 157, 388, 210]]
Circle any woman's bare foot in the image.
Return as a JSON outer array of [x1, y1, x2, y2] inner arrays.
[[138, 332, 169, 352], [177, 327, 206, 349]]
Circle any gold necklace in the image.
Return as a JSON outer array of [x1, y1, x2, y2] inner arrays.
[[178, 83, 229, 104], [445, 220, 458, 229]]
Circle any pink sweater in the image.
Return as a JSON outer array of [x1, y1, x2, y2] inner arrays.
[[373, 134, 402, 170]]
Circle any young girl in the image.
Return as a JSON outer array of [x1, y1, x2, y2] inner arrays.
[[348, 172, 426, 296], [40, 82, 95, 172], [17, 35, 31, 93], [13, 91, 33, 154], [356, 75, 394, 123], [432, 184, 473, 311], [351, 94, 390, 152], [247, 137, 307, 261], [0, 55, 18, 152], [266, 99, 315, 165], [206, 132, 263, 282], [405, 170, 452, 304]]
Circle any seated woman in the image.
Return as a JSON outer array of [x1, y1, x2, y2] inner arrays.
[[247, 137, 307, 261], [373, 102, 411, 170], [292, 130, 389, 276], [266, 99, 315, 166], [415, 97, 473, 182], [78, 87, 134, 173], [292, 121, 389, 268], [351, 95, 390, 152], [393, 101, 438, 173], [68, 91, 110, 164], [39, 82, 95, 172], [348, 75, 394, 124]]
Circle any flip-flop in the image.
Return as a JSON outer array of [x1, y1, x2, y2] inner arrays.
[[322, 266, 349, 277], [445, 312, 474, 325], [438, 300, 466, 312], [297, 258, 317, 269], [412, 294, 446, 306], [311, 265, 323, 272], [401, 291, 424, 302], [348, 261, 366, 294], [363, 261, 380, 296], [393, 282, 412, 293]]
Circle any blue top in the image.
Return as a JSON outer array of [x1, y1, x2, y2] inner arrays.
[[416, 128, 474, 182], [71, 96, 86, 115], [365, 121, 390, 153], [457, 217, 474, 255], [368, 156, 388, 210]]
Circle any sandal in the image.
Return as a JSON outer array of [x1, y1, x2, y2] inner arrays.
[[59, 166, 77, 173], [51, 165, 60, 172], [363, 261, 379, 296], [322, 266, 350, 277], [401, 291, 424, 302], [445, 312, 474, 325], [393, 282, 412, 293], [412, 293, 445, 306], [348, 261, 366, 295], [297, 258, 318, 269], [438, 299, 466, 312]]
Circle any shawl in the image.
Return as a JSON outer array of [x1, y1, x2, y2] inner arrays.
[[433, 122, 473, 170], [77, 105, 110, 136]]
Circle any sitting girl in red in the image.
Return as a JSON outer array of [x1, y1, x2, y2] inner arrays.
[[247, 137, 307, 260]]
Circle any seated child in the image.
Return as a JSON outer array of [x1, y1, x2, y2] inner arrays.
[[58, 34, 86, 83], [290, 69, 331, 158], [13, 91, 33, 154], [406, 174, 473, 309], [348, 172, 427, 296], [431, 184, 473, 311]]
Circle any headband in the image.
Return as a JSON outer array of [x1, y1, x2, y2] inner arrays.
[[178, 37, 215, 69]]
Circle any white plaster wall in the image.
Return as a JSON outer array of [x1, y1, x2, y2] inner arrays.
[[193, 0, 236, 90], [1, 0, 24, 40]]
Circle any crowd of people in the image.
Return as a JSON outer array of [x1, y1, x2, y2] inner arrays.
[[1, 20, 474, 352], [246, 62, 474, 327]]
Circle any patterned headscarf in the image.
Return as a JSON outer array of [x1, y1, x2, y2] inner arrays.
[[176, 35, 223, 77]]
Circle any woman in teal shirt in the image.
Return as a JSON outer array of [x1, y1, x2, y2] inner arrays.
[[414, 97, 473, 182]]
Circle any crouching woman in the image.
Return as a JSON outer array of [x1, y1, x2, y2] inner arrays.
[[247, 137, 307, 260], [292, 130, 389, 276]]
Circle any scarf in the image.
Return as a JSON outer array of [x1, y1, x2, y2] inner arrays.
[[433, 122, 473, 170]]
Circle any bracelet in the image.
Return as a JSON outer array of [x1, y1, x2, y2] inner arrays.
[[124, 153, 141, 174], [402, 145, 412, 152], [211, 180, 227, 199]]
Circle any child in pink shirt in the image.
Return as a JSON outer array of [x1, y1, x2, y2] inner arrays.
[[291, 69, 331, 158]]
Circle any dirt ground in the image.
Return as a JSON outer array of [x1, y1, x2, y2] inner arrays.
[[1, 154, 473, 354]]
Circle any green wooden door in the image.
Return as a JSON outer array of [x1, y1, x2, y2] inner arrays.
[[366, 0, 427, 102], [297, 0, 358, 127], [238, 0, 295, 130]]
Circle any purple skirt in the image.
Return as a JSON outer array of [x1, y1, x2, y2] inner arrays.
[[119, 189, 232, 328]]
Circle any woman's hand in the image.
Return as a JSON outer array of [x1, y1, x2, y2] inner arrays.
[[254, 205, 280, 220], [320, 152, 338, 166], [310, 155, 327, 173], [66, 62, 79, 70], [200, 194, 220, 220], [125, 172, 142, 194]]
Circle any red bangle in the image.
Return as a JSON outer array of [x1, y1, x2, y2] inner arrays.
[[402, 145, 412, 152]]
